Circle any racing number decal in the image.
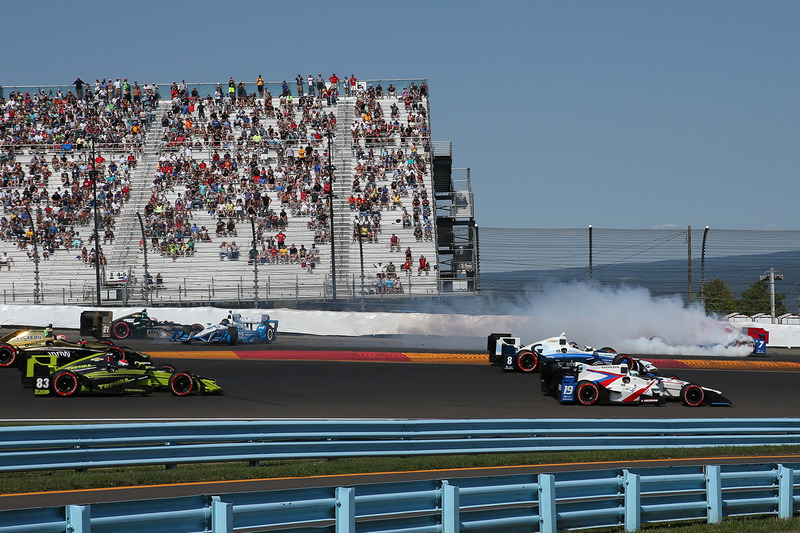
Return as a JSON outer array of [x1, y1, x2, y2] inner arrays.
[[35, 377, 50, 389], [563, 384, 574, 396], [506, 356, 513, 366]]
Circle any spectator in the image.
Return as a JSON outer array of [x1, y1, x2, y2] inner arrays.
[[389, 233, 400, 252], [418, 255, 429, 276], [228, 241, 240, 260], [0, 251, 13, 270], [219, 241, 228, 260]]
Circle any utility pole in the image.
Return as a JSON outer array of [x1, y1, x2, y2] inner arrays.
[[687, 226, 692, 304], [760, 268, 783, 323]]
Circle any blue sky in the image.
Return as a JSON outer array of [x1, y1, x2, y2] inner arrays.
[[3, 1, 797, 230]]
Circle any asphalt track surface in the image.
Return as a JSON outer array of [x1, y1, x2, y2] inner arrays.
[[4, 333, 800, 420], [4, 333, 800, 511]]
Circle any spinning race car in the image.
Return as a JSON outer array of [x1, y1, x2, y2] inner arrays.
[[540, 361, 731, 407], [110, 309, 204, 340], [29, 345, 222, 397], [171, 312, 278, 345], [488, 332, 656, 374]]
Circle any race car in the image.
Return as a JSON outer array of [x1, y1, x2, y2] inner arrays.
[[171, 312, 278, 345], [540, 360, 731, 407], [19, 344, 161, 387], [488, 332, 656, 374], [30, 346, 222, 397], [110, 309, 204, 340], [0, 327, 113, 368]]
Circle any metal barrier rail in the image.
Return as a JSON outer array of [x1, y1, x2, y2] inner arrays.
[[2, 418, 800, 473], [1, 462, 798, 532]]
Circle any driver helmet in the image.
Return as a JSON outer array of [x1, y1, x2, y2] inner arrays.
[[56, 334, 67, 341]]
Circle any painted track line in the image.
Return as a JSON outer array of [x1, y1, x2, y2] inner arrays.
[[145, 351, 800, 370]]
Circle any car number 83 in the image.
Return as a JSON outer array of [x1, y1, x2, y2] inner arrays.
[[35, 378, 50, 389]]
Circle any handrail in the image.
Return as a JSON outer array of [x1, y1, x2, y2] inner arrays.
[[0, 462, 798, 532], [2, 418, 800, 473]]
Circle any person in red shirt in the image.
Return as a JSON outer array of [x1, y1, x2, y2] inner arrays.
[[418, 255, 429, 276], [328, 73, 339, 93], [348, 74, 357, 96]]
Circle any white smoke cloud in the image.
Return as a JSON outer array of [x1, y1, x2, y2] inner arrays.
[[506, 282, 753, 356]]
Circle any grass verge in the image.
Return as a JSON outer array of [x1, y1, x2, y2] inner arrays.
[[2, 444, 800, 495]]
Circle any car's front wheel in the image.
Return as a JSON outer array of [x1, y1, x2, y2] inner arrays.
[[170, 372, 195, 396], [612, 354, 635, 369], [681, 384, 705, 407]]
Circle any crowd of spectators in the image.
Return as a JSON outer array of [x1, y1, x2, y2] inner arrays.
[[144, 77, 346, 273], [0, 76, 150, 269]]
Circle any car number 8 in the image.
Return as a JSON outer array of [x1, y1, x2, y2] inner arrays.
[[506, 356, 513, 366], [36, 378, 50, 389]]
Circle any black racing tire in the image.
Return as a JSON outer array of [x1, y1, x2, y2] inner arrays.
[[157, 364, 176, 374], [52, 371, 80, 397], [113, 322, 131, 340], [576, 380, 600, 406], [170, 372, 195, 396], [0, 344, 17, 367], [612, 354, 635, 369], [191, 324, 204, 333], [266, 327, 275, 342], [599, 346, 617, 354], [516, 350, 539, 372], [681, 384, 705, 407]]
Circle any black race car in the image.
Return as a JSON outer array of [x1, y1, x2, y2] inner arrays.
[[110, 309, 203, 340]]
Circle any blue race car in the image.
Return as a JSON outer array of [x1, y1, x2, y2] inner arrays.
[[171, 312, 278, 345], [488, 332, 657, 374]]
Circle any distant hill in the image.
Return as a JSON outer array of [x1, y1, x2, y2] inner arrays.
[[480, 249, 800, 302]]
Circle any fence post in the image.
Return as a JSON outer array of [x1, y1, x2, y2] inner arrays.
[[336, 486, 355, 533], [706, 465, 722, 524], [212, 498, 233, 533], [441, 480, 460, 533], [623, 470, 640, 532], [66, 504, 91, 533], [779, 464, 794, 519], [538, 473, 556, 533]]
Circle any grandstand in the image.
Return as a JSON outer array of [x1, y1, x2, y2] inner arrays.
[[0, 78, 478, 307]]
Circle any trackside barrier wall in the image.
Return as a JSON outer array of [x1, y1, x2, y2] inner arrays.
[[3, 418, 800, 472], [1, 463, 799, 532]]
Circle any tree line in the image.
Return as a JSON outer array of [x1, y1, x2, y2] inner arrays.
[[699, 277, 789, 316]]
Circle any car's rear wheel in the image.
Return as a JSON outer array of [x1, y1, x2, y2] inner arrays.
[[612, 354, 635, 369], [170, 372, 195, 396], [0, 344, 17, 367], [516, 350, 539, 372], [53, 371, 80, 397], [191, 324, 204, 333], [599, 346, 616, 354], [113, 322, 131, 340], [576, 381, 600, 406], [681, 384, 705, 407], [157, 364, 176, 373]]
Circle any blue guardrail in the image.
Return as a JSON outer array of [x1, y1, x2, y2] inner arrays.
[[1, 419, 800, 532]]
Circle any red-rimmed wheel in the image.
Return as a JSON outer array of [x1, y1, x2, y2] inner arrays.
[[170, 372, 195, 396], [113, 322, 131, 340], [612, 354, 635, 369], [516, 350, 539, 372], [0, 344, 17, 367], [52, 371, 80, 397], [191, 324, 204, 333], [576, 381, 600, 406], [599, 346, 616, 354], [681, 384, 705, 407]]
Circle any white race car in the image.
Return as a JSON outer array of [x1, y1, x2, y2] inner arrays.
[[488, 332, 657, 374], [540, 361, 731, 407]]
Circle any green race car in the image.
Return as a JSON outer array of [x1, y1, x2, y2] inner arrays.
[[30, 347, 222, 397]]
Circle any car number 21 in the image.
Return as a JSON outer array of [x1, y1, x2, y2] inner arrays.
[[36, 377, 50, 389]]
